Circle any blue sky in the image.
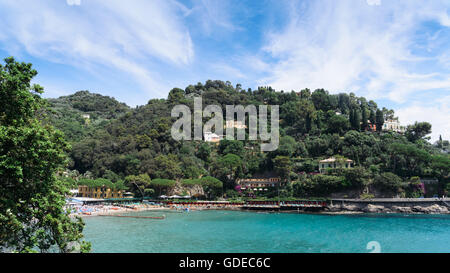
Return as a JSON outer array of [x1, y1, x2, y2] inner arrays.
[[0, 0, 449, 142]]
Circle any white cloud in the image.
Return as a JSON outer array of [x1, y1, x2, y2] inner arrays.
[[260, 1, 450, 99], [211, 63, 246, 79], [66, 0, 81, 6], [0, 0, 194, 97], [366, 0, 381, 6], [181, 0, 243, 36], [396, 96, 450, 142], [254, 0, 450, 142]]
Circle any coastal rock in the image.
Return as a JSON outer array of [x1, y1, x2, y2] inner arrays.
[[325, 205, 342, 212], [383, 208, 392, 213], [423, 204, 448, 214], [168, 183, 205, 197], [343, 204, 360, 211], [364, 204, 385, 213], [412, 206, 425, 213], [392, 206, 412, 213], [410, 205, 448, 214]]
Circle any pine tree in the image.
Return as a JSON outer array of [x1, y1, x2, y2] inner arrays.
[[375, 109, 384, 132], [352, 109, 361, 131], [349, 109, 355, 130], [369, 110, 376, 125], [361, 107, 368, 131]]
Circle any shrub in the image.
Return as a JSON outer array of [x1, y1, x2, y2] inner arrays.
[[373, 172, 403, 194]]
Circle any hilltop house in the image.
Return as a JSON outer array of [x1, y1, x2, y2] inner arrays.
[[225, 120, 247, 129], [382, 119, 406, 133], [236, 172, 283, 191], [204, 131, 222, 143], [319, 157, 353, 174]]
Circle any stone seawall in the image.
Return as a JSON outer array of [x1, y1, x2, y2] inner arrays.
[[326, 198, 450, 214]]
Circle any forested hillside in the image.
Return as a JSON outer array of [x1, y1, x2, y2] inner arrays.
[[46, 80, 450, 199], [43, 91, 130, 142]]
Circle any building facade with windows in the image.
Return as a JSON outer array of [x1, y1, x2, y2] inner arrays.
[[236, 172, 283, 191], [382, 119, 406, 133], [319, 157, 353, 173], [225, 120, 247, 129], [77, 185, 124, 199], [204, 131, 222, 143]]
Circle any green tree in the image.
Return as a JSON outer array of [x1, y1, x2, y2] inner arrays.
[[273, 155, 292, 181], [311, 89, 331, 111], [168, 88, 185, 103], [351, 109, 361, 131], [405, 122, 432, 142], [218, 140, 244, 157], [150, 154, 183, 180], [196, 143, 211, 163], [0, 57, 90, 253], [361, 107, 368, 131], [125, 174, 153, 198], [373, 172, 404, 194], [213, 153, 242, 186], [430, 155, 450, 179], [149, 178, 176, 196], [327, 114, 350, 135], [200, 176, 223, 199], [375, 109, 384, 132], [342, 167, 372, 190], [369, 110, 376, 125]]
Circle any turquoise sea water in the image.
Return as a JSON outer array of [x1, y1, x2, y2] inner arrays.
[[82, 210, 450, 253]]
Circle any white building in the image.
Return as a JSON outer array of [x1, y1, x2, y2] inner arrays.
[[204, 131, 222, 143], [225, 120, 247, 129], [382, 119, 406, 133], [319, 157, 353, 174]]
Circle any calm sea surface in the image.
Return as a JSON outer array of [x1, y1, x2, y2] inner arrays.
[[82, 210, 450, 253]]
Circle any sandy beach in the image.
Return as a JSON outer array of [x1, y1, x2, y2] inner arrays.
[[69, 204, 170, 218], [68, 202, 246, 217]]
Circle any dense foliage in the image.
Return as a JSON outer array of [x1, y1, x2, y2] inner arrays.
[[47, 80, 449, 198], [43, 91, 130, 143], [0, 57, 90, 253]]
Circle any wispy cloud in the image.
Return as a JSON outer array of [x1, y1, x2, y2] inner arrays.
[[250, 0, 450, 141], [211, 63, 246, 79], [0, 0, 448, 141], [66, 0, 81, 6], [396, 96, 450, 142], [366, 0, 381, 6], [259, 0, 450, 103], [0, 0, 194, 97], [185, 0, 242, 35]]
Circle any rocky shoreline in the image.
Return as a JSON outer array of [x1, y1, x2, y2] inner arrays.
[[325, 203, 450, 214], [72, 198, 450, 217]]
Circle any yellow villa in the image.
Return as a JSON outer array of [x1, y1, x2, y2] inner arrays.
[[77, 185, 124, 199]]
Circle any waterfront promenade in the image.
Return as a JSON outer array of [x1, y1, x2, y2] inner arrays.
[[68, 197, 450, 217]]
